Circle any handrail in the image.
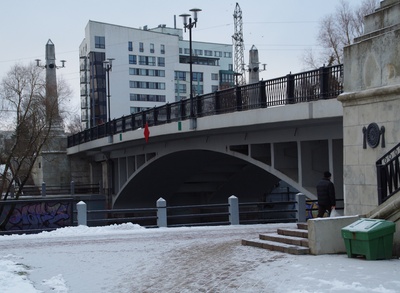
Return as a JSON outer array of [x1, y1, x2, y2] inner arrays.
[[376, 142, 400, 204], [68, 65, 343, 148]]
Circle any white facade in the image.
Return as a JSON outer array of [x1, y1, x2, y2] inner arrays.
[[79, 20, 233, 128]]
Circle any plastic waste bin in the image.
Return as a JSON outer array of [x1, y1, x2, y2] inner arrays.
[[341, 218, 395, 260]]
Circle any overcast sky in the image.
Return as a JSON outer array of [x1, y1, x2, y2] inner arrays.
[[1, 0, 367, 113]]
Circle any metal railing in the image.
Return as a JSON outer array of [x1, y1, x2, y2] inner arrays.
[[1, 194, 346, 234], [376, 142, 400, 204], [239, 200, 298, 224], [68, 65, 343, 148], [76, 195, 307, 228], [9, 182, 100, 197]]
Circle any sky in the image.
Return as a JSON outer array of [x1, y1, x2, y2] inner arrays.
[[0, 222, 399, 292], [0, 0, 368, 116]]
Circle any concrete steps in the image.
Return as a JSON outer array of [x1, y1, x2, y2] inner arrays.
[[241, 223, 310, 255]]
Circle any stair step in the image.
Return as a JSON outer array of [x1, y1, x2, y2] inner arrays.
[[260, 233, 309, 247], [297, 222, 308, 230], [242, 238, 310, 255], [277, 228, 308, 239]]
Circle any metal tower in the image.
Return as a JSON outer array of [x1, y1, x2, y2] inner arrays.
[[232, 3, 245, 86]]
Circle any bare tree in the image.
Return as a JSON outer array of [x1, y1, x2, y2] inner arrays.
[[0, 63, 70, 230], [303, 0, 378, 69], [65, 113, 84, 134]]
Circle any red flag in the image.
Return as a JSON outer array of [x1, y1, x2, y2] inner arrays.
[[144, 122, 150, 143]]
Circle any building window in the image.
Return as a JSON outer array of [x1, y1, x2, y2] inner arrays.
[[229, 64, 233, 71], [221, 73, 234, 84], [193, 84, 203, 95], [139, 56, 156, 66], [211, 73, 219, 80], [129, 55, 137, 64], [179, 48, 183, 54], [184, 48, 190, 55], [192, 72, 203, 82], [160, 44, 165, 54], [130, 94, 166, 102], [95, 36, 105, 49], [130, 107, 149, 114], [158, 57, 165, 67], [205, 50, 213, 56], [175, 83, 187, 94], [215, 51, 222, 57], [194, 49, 203, 56], [224, 52, 232, 58], [129, 68, 165, 77], [150, 43, 155, 53], [175, 71, 186, 81], [129, 81, 166, 90], [128, 41, 133, 51], [212, 85, 219, 92], [139, 42, 144, 52]]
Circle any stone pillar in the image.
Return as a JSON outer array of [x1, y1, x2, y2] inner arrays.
[[45, 39, 59, 122], [338, 0, 400, 216], [248, 45, 260, 84]]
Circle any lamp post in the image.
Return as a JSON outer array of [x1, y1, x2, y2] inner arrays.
[[103, 58, 114, 122], [180, 8, 201, 130]]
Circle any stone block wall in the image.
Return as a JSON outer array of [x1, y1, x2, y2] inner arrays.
[[339, 0, 400, 216]]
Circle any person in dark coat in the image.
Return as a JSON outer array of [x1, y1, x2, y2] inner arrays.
[[316, 171, 336, 217]]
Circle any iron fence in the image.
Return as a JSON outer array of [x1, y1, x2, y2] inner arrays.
[[376, 142, 400, 204]]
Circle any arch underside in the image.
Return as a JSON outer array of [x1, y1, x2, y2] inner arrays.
[[114, 150, 279, 208], [113, 147, 321, 209]]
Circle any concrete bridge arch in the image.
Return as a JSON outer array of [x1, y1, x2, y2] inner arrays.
[[112, 113, 343, 208], [114, 148, 300, 208]]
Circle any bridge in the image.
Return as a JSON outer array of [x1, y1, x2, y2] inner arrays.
[[67, 65, 344, 209]]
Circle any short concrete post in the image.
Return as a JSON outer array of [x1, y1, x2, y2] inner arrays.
[[295, 193, 306, 222], [77, 201, 87, 226], [157, 197, 167, 228], [41, 182, 46, 197], [229, 195, 239, 225], [70, 181, 75, 195]]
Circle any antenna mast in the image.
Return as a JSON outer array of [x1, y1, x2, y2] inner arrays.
[[232, 3, 245, 86]]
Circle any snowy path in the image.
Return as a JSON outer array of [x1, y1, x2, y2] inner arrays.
[[0, 223, 400, 292]]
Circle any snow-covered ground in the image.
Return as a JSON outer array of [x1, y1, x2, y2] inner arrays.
[[0, 223, 399, 293]]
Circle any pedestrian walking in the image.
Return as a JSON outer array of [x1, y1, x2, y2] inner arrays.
[[316, 171, 336, 217]]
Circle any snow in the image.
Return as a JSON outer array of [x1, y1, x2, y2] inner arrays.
[[0, 223, 399, 293]]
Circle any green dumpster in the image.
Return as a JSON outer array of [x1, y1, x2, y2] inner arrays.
[[341, 218, 395, 260]]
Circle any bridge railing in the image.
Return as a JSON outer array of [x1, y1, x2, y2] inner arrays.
[[376, 142, 400, 204], [76, 194, 306, 228], [68, 65, 343, 148]]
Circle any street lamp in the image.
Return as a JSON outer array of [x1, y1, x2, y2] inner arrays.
[[180, 8, 201, 130], [103, 58, 114, 122]]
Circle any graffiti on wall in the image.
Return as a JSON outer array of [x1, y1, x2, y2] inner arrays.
[[1, 200, 73, 231]]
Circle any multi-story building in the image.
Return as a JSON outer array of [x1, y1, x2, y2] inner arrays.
[[79, 20, 234, 129]]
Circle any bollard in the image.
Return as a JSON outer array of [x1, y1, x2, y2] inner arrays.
[[77, 201, 87, 226], [157, 197, 167, 228], [70, 181, 75, 195], [229, 195, 239, 225], [41, 182, 46, 197], [295, 193, 306, 222]]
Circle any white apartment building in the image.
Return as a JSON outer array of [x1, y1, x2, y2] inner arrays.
[[79, 20, 234, 128]]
